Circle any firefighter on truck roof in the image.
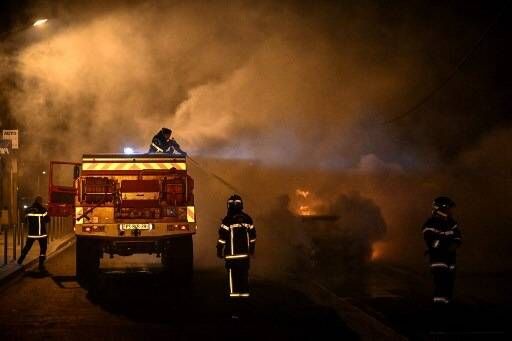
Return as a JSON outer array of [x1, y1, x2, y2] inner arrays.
[[422, 196, 462, 305], [17, 196, 51, 271], [217, 194, 256, 298], [148, 127, 186, 156]]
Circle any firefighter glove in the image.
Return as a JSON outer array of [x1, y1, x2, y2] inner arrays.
[[216, 246, 224, 259]]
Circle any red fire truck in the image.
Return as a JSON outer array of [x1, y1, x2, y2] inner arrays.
[[48, 154, 196, 285]]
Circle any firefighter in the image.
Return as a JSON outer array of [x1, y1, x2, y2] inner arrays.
[[216, 194, 256, 298], [422, 196, 462, 305], [148, 127, 186, 155], [17, 196, 51, 271]]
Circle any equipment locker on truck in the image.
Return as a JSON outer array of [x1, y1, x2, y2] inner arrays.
[[48, 154, 196, 286]]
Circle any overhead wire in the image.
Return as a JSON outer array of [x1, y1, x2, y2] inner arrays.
[[383, 11, 502, 125]]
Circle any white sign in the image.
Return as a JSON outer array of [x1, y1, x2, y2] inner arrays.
[[2, 130, 18, 149]]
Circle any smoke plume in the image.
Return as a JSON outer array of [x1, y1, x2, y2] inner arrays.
[[2, 0, 510, 274]]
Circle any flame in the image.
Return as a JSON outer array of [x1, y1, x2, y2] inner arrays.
[[295, 189, 320, 216], [298, 205, 314, 216], [296, 189, 310, 198], [370, 241, 387, 261]]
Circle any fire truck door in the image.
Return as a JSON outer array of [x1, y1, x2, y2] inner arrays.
[[48, 161, 81, 217]]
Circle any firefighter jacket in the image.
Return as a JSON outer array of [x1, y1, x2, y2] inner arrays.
[[26, 203, 50, 239], [217, 212, 256, 261], [422, 215, 461, 270], [149, 131, 185, 155]]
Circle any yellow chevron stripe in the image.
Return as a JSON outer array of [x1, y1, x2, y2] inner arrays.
[[187, 206, 195, 222], [173, 163, 186, 171], [82, 162, 187, 171], [75, 207, 84, 225]]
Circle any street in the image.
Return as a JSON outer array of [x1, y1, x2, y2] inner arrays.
[[0, 242, 356, 340], [319, 263, 512, 340], [1, 240, 511, 340]]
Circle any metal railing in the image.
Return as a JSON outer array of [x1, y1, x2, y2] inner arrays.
[[2, 215, 74, 265]]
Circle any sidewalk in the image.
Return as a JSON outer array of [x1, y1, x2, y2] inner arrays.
[[0, 233, 75, 285], [1, 216, 73, 267]]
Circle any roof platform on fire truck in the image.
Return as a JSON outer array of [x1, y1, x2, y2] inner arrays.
[[82, 153, 186, 161], [81, 153, 187, 173]]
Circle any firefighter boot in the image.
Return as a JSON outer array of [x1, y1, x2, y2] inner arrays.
[[38, 255, 47, 272]]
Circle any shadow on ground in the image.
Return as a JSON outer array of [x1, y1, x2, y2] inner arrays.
[[24, 269, 52, 279], [83, 267, 358, 340]]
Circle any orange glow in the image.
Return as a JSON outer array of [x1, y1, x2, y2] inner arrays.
[[371, 241, 387, 261], [295, 188, 327, 216], [33, 19, 48, 27], [296, 189, 310, 198], [298, 205, 314, 216]]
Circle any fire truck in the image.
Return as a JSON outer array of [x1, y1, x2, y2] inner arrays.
[[48, 154, 196, 285]]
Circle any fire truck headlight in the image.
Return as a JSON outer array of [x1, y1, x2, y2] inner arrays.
[[124, 147, 134, 154]]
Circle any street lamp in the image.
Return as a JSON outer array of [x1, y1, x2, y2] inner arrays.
[[32, 19, 48, 27]]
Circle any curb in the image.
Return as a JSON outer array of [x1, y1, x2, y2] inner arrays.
[[0, 234, 76, 287]]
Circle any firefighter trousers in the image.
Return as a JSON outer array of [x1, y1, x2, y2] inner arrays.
[[18, 237, 48, 268], [432, 267, 455, 304], [226, 259, 250, 298]]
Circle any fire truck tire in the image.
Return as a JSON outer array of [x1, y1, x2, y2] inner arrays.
[[76, 237, 100, 287], [161, 236, 193, 283]]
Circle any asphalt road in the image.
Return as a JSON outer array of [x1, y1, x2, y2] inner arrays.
[[0, 243, 357, 341], [323, 263, 512, 340]]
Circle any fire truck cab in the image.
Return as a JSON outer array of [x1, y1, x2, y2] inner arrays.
[[48, 154, 196, 285]]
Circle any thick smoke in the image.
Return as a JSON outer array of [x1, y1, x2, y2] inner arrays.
[[329, 192, 387, 262], [8, 0, 418, 165], [3, 1, 511, 274]]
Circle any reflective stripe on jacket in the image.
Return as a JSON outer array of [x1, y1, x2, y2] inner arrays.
[[217, 212, 256, 259], [26, 206, 50, 238]]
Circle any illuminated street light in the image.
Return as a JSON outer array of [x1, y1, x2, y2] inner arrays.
[[124, 147, 134, 155], [33, 18, 48, 27]]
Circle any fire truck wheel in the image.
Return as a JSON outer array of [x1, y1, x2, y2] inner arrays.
[[161, 236, 193, 283], [76, 237, 100, 287]]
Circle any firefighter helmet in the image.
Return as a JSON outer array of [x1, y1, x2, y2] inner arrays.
[[227, 194, 243, 211], [161, 128, 172, 140], [433, 196, 455, 212]]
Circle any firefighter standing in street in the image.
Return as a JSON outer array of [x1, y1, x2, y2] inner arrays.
[[148, 127, 186, 155], [422, 196, 462, 305], [17, 196, 50, 271], [217, 195, 256, 298]]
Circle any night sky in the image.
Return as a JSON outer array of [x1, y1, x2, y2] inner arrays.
[[0, 0, 510, 162]]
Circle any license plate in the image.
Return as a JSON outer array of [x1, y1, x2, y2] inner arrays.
[[120, 223, 153, 230]]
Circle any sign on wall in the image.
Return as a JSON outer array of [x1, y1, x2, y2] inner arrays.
[[2, 130, 18, 149]]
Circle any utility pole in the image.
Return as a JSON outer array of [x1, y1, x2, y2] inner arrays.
[[9, 155, 18, 260], [2, 130, 18, 260]]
